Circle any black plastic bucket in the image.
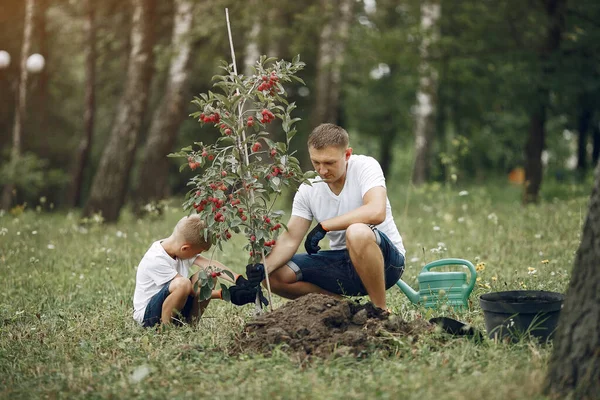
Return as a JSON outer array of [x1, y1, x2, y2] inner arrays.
[[479, 290, 564, 342]]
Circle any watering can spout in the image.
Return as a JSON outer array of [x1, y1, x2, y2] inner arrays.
[[396, 279, 420, 304]]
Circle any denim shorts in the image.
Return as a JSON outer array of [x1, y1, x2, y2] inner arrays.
[[287, 229, 405, 296], [142, 278, 194, 328]]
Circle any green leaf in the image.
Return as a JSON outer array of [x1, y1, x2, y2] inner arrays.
[[220, 284, 231, 302], [199, 283, 212, 301], [179, 163, 188, 173], [198, 270, 208, 280], [222, 270, 235, 281]]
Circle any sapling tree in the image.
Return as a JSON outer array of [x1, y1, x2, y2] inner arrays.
[[170, 55, 313, 305]]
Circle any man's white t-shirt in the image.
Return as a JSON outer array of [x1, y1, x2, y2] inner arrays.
[[292, 154, 405, 255], [132, 240, 197, 324]]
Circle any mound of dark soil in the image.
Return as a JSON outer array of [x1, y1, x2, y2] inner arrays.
[[231, 293, 434, 359]]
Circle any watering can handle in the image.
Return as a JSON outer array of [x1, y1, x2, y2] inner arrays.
[[422, 258, 477, 293]]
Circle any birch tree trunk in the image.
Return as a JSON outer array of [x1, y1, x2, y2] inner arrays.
[[311, 0, 354, 128], [544, 161, 600, 399], [523, 0, 565, 204], [83, 0, 156, 222], [1, 0, 35, 210], [133, 0, 193, 210], [412, 0, 440, 185], [67, 0, 96, 208]]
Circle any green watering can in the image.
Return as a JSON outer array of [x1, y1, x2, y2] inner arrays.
[[396, 258, 477, 309]]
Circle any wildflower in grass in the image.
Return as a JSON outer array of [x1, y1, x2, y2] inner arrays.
[[528, 267, 537, 275], [457, 217, 465, 223], [433, 226, 440, 231], [534, 233, 542, 239], [476, 262, 486, 272], [487, 213, 498, 224], [458, 190, 468, 196], [47, 244, 55, 250], [491, 276, 497, 281], [541, 259, 549, 264], [410, 257, 420, 263]]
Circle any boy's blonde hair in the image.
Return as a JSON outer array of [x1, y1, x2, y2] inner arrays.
[[173, 215, 212, 249], [308, 123, 349, 150]]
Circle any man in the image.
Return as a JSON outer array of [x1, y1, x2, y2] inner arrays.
[[248, 123, 405, 310]]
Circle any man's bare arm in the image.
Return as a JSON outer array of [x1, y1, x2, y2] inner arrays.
[[321, 186, 387, 231], [264, 215, 312, 274]]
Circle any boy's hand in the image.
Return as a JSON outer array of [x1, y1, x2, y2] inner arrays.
[[229, 284, 261, 306], [304, 223, 328, 254], [246, 263, 265, 284]]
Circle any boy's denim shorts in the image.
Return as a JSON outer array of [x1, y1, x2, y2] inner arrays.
[[287, 229, 405, 296], [142, 278, 194, 328]]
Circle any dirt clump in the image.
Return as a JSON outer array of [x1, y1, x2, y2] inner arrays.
[[231, 293, 434, 359]]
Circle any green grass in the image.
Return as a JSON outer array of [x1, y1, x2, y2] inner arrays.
[[0, 180, 589, 399]]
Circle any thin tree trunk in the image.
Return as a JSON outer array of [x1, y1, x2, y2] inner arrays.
[[523, 0, 565, 204], [311, 0, 335, 128], [592, 119, 600, 165], [36, 0, 49, 134], [524, 106, 546, 204], [133, 0, 193, 210], [544, 163, 600, 399], [1, 0, 35, 210], [67, 0, 96, 208], [328, 0, 353, 125], [83, 0, 156, 222], [412, 0, 440, 185], [577, 107, 592, 172]]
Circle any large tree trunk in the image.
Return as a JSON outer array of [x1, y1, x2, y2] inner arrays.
[[412, 0, 440, 185], [35, 0, 49, 135], [523, 0, 565, 204], [133, 0, 193, 210], [311, 0, 354, 128], [544, 162, 600, 399], [1, 0, 35, 210], [83, 0, 156, 222], [67, 0, 96, 208]]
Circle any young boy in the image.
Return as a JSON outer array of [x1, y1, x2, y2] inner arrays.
[[133, 214, 258, 328]]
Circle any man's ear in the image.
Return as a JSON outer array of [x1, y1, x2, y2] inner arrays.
[[345, 147, 353, 160]]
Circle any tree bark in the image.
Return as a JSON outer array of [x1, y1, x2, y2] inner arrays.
[[311, 0, 354, 128], [132, 0, 193, 210], [1, 0, 35, 210], [544, 163, 600, 399], [412, 0, 440, 185], [83, 0, 156, 222], [67, 0, 96, 208], [523, 0, 565, 204]]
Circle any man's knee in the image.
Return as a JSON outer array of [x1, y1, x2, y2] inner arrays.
[[346, 223, 375, 248], [266, 265, 297, 288], [169, 276, 192, 294]]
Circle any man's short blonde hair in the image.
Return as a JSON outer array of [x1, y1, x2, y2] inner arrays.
[[173, 215, 212, 249], [308, 123, 349, 150]]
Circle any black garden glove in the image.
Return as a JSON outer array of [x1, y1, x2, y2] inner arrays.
[[245, 263, 265, 285], [304, 223, 328, 254], [229, 284, 259, 306]]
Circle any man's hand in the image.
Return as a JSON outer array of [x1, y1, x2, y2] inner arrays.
[[304, 223, 327, 254], [246, 263, 265, 285]]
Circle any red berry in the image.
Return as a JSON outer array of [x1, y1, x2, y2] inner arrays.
[[224, 128, 232, 136], [264, 217, 271, 223], [241, 215, 247, 221], [270, 149, 277, 157], [251, 142, 262, 153], [221, 171, 227, 177], [208, 155, 214, 161], [201, 150, 208, 157], [200, 113, 205, 121], [250, 235, 256, 242], [226, 232, 232, 239], [211, 272, 218, 278]]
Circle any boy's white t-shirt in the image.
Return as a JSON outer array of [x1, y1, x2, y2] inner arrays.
[[132, 240, 197, 324], [292, 154, 405, 255]]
